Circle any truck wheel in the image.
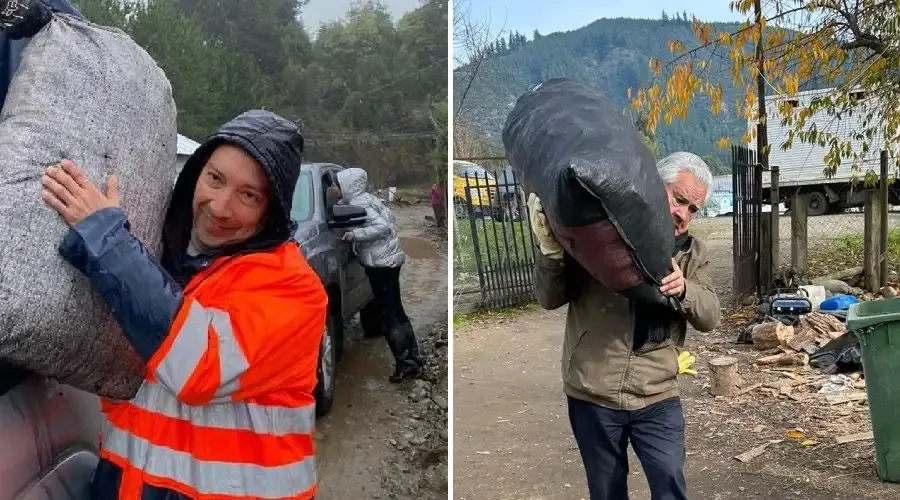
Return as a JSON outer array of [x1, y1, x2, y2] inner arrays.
[[314, 314, 337, 418], [453, 198, 468, 219], [360, 299, 384, 338], [807, 191, 829, 217]]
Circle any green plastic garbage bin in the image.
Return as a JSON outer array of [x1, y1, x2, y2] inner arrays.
[[848, 297, 900, 482]]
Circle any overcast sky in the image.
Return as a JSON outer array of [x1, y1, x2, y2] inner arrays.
[[302, 0, 424, 32]]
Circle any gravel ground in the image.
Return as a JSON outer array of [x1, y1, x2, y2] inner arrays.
[[314, 205, 448, 499], [453, 212, 900, 499]]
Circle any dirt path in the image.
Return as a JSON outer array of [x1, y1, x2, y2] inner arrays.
[[315, 205, 448, 499], [454, 213, 900, 499]]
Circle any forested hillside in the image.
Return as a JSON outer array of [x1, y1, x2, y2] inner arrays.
[[455, 15, 754, 173], [71, 0, 447, 187]]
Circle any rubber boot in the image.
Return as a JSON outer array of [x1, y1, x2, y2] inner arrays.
[[387, 322, 424, 383]]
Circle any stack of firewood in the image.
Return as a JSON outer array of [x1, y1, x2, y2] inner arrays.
[[749, 312, 846, 366]]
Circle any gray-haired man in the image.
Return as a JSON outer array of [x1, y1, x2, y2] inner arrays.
[[527, 151, 721, 500]]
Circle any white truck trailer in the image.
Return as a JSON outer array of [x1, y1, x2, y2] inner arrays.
[[750, 87, 900, 216]]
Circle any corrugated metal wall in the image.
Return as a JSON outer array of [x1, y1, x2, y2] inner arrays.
[[749, 88, 886, 187]]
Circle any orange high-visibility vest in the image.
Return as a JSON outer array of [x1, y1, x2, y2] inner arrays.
[[99, 242, 328, 500]]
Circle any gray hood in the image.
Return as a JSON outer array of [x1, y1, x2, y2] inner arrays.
[[337, 167, 367, 203], [336, 167, 405, 268]]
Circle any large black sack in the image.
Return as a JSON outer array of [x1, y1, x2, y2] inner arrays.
[[502, 78, 675, 307], [0, 14, 176, 399]]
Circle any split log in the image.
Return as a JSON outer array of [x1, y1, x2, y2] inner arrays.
[[751, 322, 794, 350], [784, 317, 817, 352], [709, 357, 741, 397], [804, 312, 846, 338], [756, 352, 809, 366], [812, 266, 864, 284]]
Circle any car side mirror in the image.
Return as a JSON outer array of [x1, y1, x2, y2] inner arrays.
[[328, 204, 367, 229]]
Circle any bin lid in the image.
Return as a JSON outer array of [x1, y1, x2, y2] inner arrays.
[[846, 297, 900, 331]]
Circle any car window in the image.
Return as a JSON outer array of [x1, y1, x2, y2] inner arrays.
[[291, 171, 314, 222]]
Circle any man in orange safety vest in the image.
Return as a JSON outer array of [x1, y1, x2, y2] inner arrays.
[[40, 110, 327, 500]]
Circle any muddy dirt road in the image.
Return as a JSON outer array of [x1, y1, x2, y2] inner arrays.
[[454, 214, 900, 499], [315, 205, 448, 499]]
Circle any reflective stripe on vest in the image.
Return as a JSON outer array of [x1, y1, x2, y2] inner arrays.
[[130, 381, 316, 437], [156, 300, 249, 400], [103, 425, 316, 498], [104, 296, 318, 498]]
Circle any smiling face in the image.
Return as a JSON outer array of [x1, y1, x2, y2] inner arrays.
[[665, 171, 708, 236], [191, 144, 270, 248]]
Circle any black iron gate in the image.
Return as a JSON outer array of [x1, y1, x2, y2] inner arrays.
[[453, 158, 536, 310], [732, 145, 763, 304]]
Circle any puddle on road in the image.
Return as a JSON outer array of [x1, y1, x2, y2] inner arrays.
[[399, 236, 438, 259]]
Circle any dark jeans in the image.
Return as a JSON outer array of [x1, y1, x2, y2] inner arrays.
[[364, 266, 421, 377], [567, 396, 687, 500], [432, 203, 445, 226]]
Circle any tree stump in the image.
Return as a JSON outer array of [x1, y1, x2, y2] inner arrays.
[[709, 356, 741, 397], [751, 322, 794, 350]]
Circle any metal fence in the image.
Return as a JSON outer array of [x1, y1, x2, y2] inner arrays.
[[452, 158, 536, 312]]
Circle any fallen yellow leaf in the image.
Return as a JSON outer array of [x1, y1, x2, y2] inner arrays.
[[786, 430, 805, 440]]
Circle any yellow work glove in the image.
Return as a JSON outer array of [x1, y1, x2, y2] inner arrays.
[[677, 350, 696, 376], [527, 193, 564, 260]]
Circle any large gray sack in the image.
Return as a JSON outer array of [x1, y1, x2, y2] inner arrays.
[[0, 14, 177, 399]]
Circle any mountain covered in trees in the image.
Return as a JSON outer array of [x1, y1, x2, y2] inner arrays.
[[455, 15, 757, 174], [72, 0, 447, 187]]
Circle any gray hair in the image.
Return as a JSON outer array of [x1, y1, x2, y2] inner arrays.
[[656, 152, 713, 201]]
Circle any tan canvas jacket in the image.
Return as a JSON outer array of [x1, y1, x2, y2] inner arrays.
[[534, 236, 720, 410]]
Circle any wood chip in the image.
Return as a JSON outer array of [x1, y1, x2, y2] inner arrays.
[[836, 431, 874, 444], [824, 392, 868, 405], [736, 382, 765, 396], [734, 440, 782, 463]]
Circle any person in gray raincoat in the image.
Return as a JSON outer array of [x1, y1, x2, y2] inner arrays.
[[335, 167, 424, 382]]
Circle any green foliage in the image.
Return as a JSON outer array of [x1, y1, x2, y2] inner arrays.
[[454, 18, 753, 170], [71, 0, 447, 187]]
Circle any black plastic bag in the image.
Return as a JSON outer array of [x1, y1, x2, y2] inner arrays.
[[809, 334, 862, 374], [502, 78, 675, 307]]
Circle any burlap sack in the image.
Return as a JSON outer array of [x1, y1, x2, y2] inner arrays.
[[0, 14, 176, 398]]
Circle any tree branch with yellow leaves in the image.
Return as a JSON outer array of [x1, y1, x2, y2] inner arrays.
[[630, 0, 900, 182]]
